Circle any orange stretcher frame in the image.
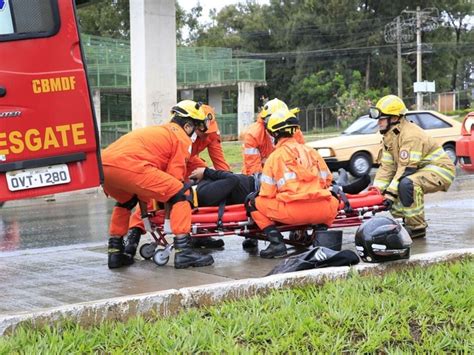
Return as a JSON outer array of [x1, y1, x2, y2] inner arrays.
[[139, 188, 387, 265]]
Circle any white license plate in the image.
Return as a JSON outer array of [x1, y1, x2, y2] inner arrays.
[[6, 164, 71, 191]]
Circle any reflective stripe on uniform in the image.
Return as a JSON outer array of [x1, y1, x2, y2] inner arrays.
[[420, 164, 455, 183], [381, 152, 394, 164], [392, 204, 424, 217], [260, 174, 276, 185], [244, 148, 260, 155], [409, 151, 422, 163], [373, 178, 390, 190], [277, 172, 297, 188], [387, 179, 399, 194], [422, 147, 448, 164], [392, 185, 424, 217], [320, 171, 329, 179]]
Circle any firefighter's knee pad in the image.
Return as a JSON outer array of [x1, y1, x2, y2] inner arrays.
[[115, 195, 139, 210], [398, 177, 414, 207], [168, 183, 195, 207]]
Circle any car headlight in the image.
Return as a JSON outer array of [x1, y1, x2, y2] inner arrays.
[[317, 148, 334, 158]]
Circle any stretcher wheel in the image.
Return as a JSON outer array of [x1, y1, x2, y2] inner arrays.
[[153, 249, 170, 266], [139, 242, 156, 260]]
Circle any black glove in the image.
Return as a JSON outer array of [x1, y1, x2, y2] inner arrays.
[[383, 198, 394, 210]]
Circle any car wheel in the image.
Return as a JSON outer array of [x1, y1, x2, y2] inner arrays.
[[443, 143, 457, 165], [349, 152, 372, 177]]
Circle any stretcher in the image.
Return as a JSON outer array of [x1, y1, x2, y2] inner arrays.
[[139, 187, 386, 266]]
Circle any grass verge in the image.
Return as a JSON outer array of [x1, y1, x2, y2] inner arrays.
[[1, 259, 473, 353]]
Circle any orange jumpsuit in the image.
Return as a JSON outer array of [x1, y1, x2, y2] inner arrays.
[[102, 123, 192, 237], [251, 137, 339, 230], [242, 117, 305, 175], [186, 117, 230, 176], [128, 108, 230, 232]]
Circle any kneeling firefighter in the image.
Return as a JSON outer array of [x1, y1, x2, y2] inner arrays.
[[247, 109, 339, 258], [101, 100, 214, 269], [370, 95, 455, 238]]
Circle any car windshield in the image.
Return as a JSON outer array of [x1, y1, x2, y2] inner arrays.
[[342, 115, 379, 135]]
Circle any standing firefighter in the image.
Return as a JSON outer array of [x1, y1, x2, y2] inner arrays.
[[248, 109, 339, 258], [102, 100, 214, 269], [125, 104, 230, 252], [242, 98, 305, 175], [371, 95, 455, 238]]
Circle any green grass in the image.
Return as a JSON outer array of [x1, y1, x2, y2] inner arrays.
[[1, 259, 473, 353]]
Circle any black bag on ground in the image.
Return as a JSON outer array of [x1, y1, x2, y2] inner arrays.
[[267, 247, 360, 276]]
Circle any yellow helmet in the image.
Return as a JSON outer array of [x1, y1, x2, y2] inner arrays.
[[171, 100, 206, 121], [266, 109, 300, 134], [260, 98, 289, 120], [369, 95, 407, 119]]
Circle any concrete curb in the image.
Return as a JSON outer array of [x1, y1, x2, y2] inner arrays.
[[1, 248, 473, 336]]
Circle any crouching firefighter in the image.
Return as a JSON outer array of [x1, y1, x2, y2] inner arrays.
[[101, 100, 214, 269], [370, 95, 455, 238], [246, 109, 339, 258]]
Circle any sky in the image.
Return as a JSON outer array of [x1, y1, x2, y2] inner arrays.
[[178, 0, 269, 23]]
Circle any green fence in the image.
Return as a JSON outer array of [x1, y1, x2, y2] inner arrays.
[[100, 121, 132, 148], [177, 59, 266, 87], [82, 34, 265, 89], [218, 114, 238, 136]]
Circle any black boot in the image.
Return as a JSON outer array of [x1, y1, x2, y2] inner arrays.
[[260, 226, 287, 259], [108, 237, 134, 269], [242, 238, 258, 250], [174, 235, 214, 269], [407, 227, 426, 239], [124, 227, 142, 257], [190, 237, 225, 249]]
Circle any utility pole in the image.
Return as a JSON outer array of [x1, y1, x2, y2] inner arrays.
[[384, 8, 438, 108], [416, 6, 422, 109], [397, 16, 402, 97]]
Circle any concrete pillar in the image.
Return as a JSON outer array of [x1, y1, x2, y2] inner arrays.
[[237, 82, 255, 136], [92, 88, 101, 135], [130, 0, 176, 129], [208, 87, 223, 114]]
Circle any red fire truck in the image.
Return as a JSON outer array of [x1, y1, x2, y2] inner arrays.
[[0, 0, 102, 202]]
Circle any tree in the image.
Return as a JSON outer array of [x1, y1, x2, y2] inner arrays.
[[77, 0, 129, 39]]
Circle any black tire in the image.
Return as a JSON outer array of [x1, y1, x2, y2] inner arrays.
[[349, 152, 372, 177], [443, 143, 457, 165]]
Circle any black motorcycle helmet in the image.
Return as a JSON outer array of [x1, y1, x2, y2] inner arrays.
[[355, 216, 412, 263]]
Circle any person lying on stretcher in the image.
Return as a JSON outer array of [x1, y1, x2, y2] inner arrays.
[[125, 122, 370, 257], [124, 168, 260, 256]]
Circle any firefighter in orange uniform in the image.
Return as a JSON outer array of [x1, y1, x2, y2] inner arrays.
[[186, 104, 230, 176], [101, 100, 214, 269], [242, 98, 305, 175], [124, 104, 230, 252], [248, 109, 339, 258]]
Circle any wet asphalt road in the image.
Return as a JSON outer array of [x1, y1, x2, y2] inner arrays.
[[0, 168, 473, 314]]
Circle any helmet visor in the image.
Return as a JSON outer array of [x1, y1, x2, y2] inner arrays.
[[369, 107, 382, 119]]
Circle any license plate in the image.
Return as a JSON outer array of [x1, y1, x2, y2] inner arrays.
[[6, 164, 71, 191]]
